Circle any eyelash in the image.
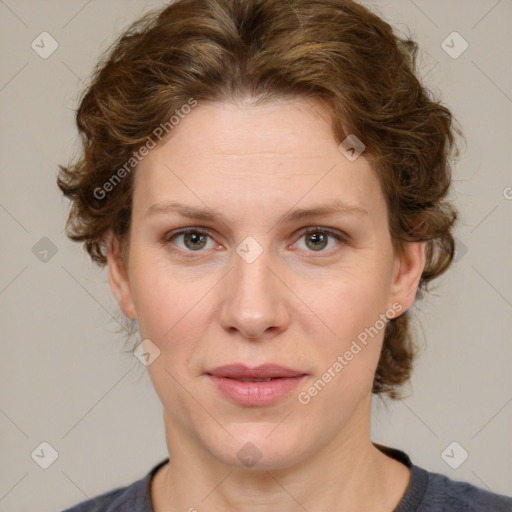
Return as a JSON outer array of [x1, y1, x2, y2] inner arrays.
[[162, 227, 348, 258]]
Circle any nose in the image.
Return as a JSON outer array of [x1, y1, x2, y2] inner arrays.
[[218, 247, 291, 340]]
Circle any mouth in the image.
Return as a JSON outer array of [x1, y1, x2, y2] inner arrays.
[[205, 364, 307, 406]]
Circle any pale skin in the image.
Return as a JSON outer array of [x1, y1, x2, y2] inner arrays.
[[107, 97, 426, 511]]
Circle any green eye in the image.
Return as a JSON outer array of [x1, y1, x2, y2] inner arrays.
[[166, 229, 214, 252], [304, 231, 329, 251], [296, 229, 345, 252], [182, 231, 209, 250]]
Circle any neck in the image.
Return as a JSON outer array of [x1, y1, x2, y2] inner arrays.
[[151, 395, 410, 512]]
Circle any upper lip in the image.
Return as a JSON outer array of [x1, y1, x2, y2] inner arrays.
[[206, 364, 306, 379]]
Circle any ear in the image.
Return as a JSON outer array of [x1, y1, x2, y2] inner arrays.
[[106, 232, 136, 320], [390, 241, 426, 314]]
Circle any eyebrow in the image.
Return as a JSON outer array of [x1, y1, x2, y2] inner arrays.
[[144, 199, 368, 225]]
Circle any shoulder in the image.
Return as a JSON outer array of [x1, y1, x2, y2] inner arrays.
[[60, 459, 168, 512], [61, 485, 130, 512], [419, 469, 512, 512], [61, 481, 148, 512], [373, 444, 511, 512]]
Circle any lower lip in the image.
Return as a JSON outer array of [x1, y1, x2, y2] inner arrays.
[[208, 375, 307, 406]]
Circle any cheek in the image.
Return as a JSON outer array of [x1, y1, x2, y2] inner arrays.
[[128, 249, 204, 343], [308, 260, 393, 340], [296, 258, 395, 402], [130, 265, 208, 407], [296, 272, 392, 412], [127, 258, 224, 397], [136, 284, 204, 347]]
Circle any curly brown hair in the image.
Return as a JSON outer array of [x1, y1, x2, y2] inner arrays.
[[57, 0, 462, 400]]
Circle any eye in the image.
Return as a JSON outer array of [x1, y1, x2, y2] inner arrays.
[[294, 228, 346, 253], [165, 229, 216, 252], [163, 226, 347, 257]]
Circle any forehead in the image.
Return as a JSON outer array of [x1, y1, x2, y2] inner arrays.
[[173, 98, 333, 155], [132, 98, 384, 222], [139, 97, 341, 166]]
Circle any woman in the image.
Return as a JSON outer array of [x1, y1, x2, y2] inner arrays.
[[58, 0, 512, 510]]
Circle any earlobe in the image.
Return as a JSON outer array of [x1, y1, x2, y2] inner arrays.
[[390, 241, 426, 314], [106, 233, 137, 320]]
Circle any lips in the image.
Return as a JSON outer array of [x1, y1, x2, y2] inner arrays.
[[206, 364, 306, 380], [205, 364, 307, 406]]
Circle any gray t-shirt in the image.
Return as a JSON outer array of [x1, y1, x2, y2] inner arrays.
[[61, 444, 512, 511]]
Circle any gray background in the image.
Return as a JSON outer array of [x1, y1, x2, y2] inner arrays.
[[0, 0, 511, 510]]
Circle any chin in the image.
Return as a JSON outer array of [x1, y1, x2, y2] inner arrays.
[[205, 424, 312, 471]]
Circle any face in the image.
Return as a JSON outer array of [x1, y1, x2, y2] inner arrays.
[[107, 97, 424, 470]]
